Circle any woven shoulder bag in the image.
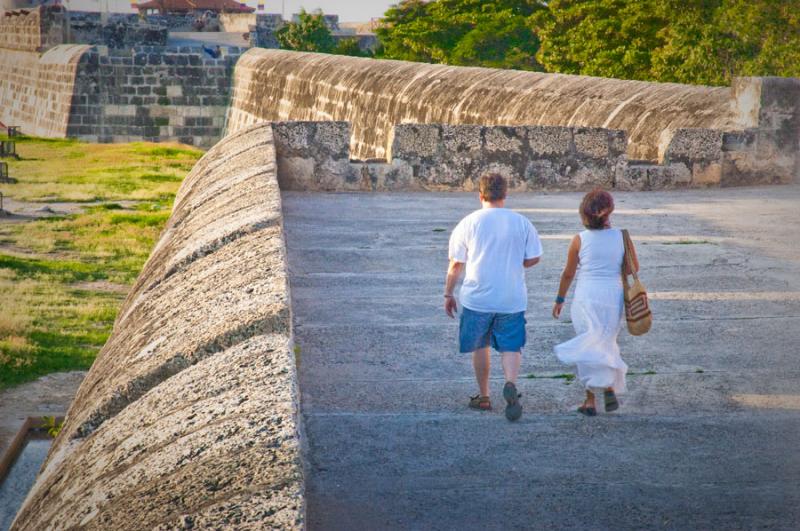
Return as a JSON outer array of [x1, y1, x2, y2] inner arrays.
[[622, 229, 652, 336]]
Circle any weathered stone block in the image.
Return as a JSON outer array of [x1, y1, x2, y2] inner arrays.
[[441, 124, 482, 155], [312, 121, 350, 159], [691, 162, 722, 186], [618, 164, 649, 191], [574, 127, 611, 159], [525, 126, 572, 157], [483, 126, 523, 154], [664, 128, 723, 164], [721, 130, 756, 152], [389, 124, 441, 162], [649, 163, 692, 189]]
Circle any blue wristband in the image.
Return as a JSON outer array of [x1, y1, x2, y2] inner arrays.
[[555, 296, 565, 304]]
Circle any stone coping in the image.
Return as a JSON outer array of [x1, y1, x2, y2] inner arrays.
[[11, 123, 304, 530]]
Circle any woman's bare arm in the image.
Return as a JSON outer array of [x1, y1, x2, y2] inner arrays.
[[553, 235, 580, 318]]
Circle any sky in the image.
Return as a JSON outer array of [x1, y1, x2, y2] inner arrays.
[[67, 0, 398, 22]]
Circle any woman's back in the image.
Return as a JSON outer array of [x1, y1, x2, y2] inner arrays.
[[577, 228, 624, 284]]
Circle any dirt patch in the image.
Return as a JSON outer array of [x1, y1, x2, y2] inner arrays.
[[0, 371, 86, 457], [71, 281, 130, 294], [0, 198, 141, 220]]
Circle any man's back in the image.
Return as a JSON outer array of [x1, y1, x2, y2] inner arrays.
[[449, 208, 542, 314]]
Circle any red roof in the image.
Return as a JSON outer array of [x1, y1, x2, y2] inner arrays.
[[136, 0, 254, 13]]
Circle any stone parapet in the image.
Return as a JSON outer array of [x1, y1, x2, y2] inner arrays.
[[12, 123, 304, 530], [271, 121, 780, 191], [0, 45, 90, 138], [0, 6, 65, 52], [225, 49, 740, 162]]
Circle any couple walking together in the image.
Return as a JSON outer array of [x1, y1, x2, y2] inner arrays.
[[444, 173, 639, 421]]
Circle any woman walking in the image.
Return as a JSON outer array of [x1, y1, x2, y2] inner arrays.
[[552, 189, 638, 416]]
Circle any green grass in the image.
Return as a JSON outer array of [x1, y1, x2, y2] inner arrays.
[[2, 135, 201, 202], [0, 135, 202, 389], [525, 372, 576, 384], [662, 240, 713, 245]]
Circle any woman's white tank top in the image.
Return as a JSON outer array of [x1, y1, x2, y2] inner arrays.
[[577, 228, 625, 284]]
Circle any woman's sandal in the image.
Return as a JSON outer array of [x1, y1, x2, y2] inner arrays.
[[577, 405, 597, 417], [604, 390, 619, 412], [469, 395, 492, 411]]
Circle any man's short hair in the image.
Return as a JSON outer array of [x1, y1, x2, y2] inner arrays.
[[479, 173, 508, 202]]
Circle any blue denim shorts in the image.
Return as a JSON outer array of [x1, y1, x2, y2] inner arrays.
[[459, 306, 526, 353]]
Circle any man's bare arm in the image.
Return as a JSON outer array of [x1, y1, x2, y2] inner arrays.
[[444, 259, 464, 318], [523, 257, 540, 268]]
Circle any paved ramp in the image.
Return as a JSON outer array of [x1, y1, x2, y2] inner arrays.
[[283, 187, 800, 530]]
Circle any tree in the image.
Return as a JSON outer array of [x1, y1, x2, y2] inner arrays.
[[533, 0, 667, 81], [276, 9, 336, 53], [651, 0, 800, 85], [376, 0, 546, 71], [377, 0, 800, 85], [333, 38, 374, 58]]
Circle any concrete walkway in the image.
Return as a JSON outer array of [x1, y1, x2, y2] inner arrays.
[[283, 186, 800, 530]]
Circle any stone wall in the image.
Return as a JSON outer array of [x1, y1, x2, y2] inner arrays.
[[226, 49, 744, 163], [67, 45, 243, 147], [269, 121, 780, 191], [12, 123, 304, 530], [0, 45, 90, 138], [0, 6, 65, 52], [227, 49, 800, 183], [66, 12, 167, 48]]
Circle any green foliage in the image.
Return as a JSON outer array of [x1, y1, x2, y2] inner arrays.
[[376, 0, 545, 70], [333, 38, 373, 58], [650, 0, 800, 85], [41, 416, 64, 438], [277, 9, 336, 53], [376, 0, 800, 85], [534, 0, 667, 80]]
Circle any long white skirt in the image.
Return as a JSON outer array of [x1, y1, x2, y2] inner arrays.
[[554, 280, 628, 393]]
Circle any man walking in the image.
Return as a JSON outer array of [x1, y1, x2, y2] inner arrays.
[[444, 174, 542, 421]]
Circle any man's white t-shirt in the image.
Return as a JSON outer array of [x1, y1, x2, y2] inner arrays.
[[449, 207, 543, 314]]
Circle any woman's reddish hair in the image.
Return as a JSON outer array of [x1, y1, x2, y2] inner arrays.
[[580, 188, 614, 229]]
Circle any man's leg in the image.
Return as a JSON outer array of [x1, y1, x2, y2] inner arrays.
[[472, 347, 491, 397], [501, 353, 523, 421], [500, 351, 521, 384]]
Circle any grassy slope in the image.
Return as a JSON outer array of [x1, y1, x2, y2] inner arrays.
[[0, 136, 202, 389]]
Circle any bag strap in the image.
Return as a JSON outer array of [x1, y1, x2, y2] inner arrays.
[[621, 229, 639, 285]]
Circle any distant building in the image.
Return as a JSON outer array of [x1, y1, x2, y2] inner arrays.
[[136, 0, 253, 15]]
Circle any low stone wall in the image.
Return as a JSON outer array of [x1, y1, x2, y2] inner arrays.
[[12, 123, 304, 530], [271, 121, 766, 191], [0, 45, 90, 138], [68, 45, 243, 147]]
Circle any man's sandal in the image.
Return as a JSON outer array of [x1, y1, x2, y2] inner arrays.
[[503, 382, 522, 421], [577, 405, 597, 417], [604, 390, 619, 412], [469, 395, 492, 411]]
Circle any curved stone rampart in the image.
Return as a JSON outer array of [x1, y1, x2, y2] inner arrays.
[[226, 49, 747, 162], [0, 45, 90, 138], [0, 6, 65, 52], [11, 123, 303, 530]]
